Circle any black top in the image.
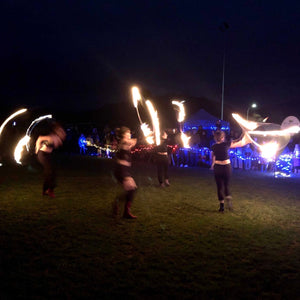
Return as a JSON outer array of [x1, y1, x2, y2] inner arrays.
[[211, 140, 231, 160], [116, 141, 132, 163]]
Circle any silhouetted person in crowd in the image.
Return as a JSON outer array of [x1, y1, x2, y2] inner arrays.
[[197, 125, 208, 147]]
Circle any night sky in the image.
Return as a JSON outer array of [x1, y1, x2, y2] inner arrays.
[[1, 1, 300, 117]]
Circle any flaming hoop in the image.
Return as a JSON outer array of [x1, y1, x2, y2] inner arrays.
[[0, 108, 27, 137], [14, 114, 53, 164]]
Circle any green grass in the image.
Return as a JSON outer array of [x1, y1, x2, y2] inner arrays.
[[1, 155, 299, 299]]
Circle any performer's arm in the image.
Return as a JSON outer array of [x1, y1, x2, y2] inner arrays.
[[230, 132, 251, 148], [210, 152, 215, 169]]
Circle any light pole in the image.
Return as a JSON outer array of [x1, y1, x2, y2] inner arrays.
[[219, 22, 229, 120], [247, 103, 257, 120]]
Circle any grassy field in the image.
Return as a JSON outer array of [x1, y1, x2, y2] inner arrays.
[[0, 155, 299, 299]]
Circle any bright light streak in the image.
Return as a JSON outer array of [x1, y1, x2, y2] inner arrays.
[[249, 126, 300, 136], [0, 108, 27, 136], [172, 100, 190, 147], [146, 100, 160, 145], [232, 113, 258, 131], [25, 115, 52, 151], [140, 123, 154, 144], [14, 135, 30, 164], [181, 132, 191, 148], [131, 86, 141, 108], [131, 86, 143, 125], [13, 114, 53, 164], [260, 142, 279, 161], [263, 117, 269, 122], [172, 100, 185, 123]]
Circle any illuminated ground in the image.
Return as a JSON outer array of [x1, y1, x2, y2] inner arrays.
[[0, 155, 299, 299]]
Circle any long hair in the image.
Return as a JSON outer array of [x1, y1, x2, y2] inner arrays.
[[115, 126, 130, 142], [213, 130, 225, 143]]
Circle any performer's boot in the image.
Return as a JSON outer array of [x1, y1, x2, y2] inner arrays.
[[219, 202, 224, 213], [48, 189, 55, 198], [123, 190, 137, 219], [225, 196, 233, 211], [123, 200, 137, 219]]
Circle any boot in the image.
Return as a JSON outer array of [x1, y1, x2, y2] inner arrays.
[[219, 202, 224, 213], [123, 200, 137, 219], [225, 196, 233, 211], [48, 189, 55, 198]]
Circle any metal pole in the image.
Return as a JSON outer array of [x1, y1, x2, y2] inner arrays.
[[219, 22, 229, 120], [221, 51, 225, 120]]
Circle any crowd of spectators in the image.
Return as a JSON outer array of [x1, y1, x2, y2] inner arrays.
[[63, 122, 300, 175]]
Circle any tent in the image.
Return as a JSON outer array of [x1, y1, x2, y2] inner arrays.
[[183, 109, 229, 131]]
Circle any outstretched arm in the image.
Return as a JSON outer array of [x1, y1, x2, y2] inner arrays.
[[210, 152, 216, 170], [230, 132, 252, 148]]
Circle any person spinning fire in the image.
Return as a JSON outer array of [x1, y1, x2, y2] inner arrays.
[[35, 123, 66, 198], [210, 130, 251, 212], [113, 126, 138, 219]]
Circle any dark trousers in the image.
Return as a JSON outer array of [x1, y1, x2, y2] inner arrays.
[[156, 155, 169, 184], [214, 164, 232, 201], [37, 151, 56, 192]]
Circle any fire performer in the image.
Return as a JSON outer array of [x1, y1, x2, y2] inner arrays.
[[210, 130, 251, 212], [113, 126, 138, 219], [155, 131, 170, 187], [35, 123, 66, 198]]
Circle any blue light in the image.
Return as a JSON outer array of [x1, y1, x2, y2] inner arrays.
[[275, 154, 293, 177]]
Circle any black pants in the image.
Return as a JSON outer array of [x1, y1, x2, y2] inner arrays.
[[213, 164, 232, 201], [156, 155, 169, 184], [37, 151, 56, 192]]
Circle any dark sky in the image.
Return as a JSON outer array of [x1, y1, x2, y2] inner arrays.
[[1, 0, 300, 114]]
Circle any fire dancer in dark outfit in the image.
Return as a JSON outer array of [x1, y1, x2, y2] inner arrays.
[[113, 126, 138, 219], [155, 131, 170, 187], [35, 123, 66, 198], [211, 130, 251, 212]]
